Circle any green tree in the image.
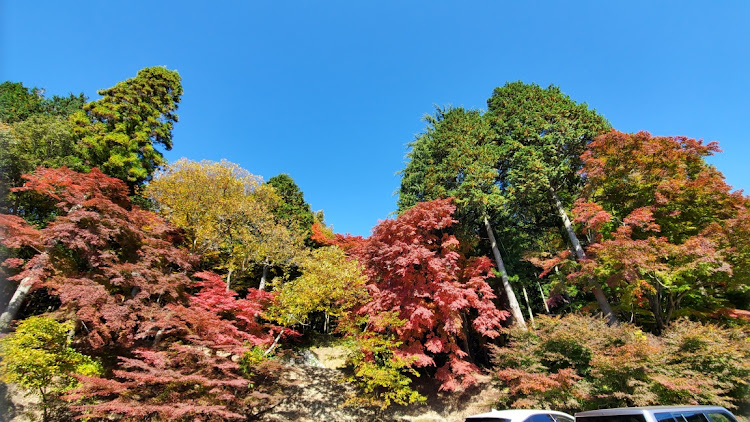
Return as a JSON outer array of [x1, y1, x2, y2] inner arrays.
[[0, 82, 86, 212], [72, 66, 182, 189], [0, 82, 43, 123], [267, 173, 314, 239], [486, 82, 616, 323], [0, 316, 101, 422], [0, 116, 88, 212], [40, 92, 86, 118], [0, 81, 86, 124], [398, 107, 527, 328]]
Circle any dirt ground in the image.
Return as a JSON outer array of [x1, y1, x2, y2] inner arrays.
[[258, 345, 501, 422]]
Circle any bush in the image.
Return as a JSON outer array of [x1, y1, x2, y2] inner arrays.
[[0, 316, 101, 421], [342, 311, 426, 409], [491, 314, 750, 413]]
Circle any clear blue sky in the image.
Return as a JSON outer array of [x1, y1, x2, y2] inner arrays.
[[2, 1, 748, 236]]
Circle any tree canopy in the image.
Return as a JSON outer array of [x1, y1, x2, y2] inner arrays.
[[0, 82, 85, 123], [267, 173, 314, 239], [71, 66, 182, 188], [568, 131, 749, 331], [486, 82, 611, 208], [146, 159, 305, 290]]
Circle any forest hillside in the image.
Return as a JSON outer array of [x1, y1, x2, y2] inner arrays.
[[0, 70, 748, 421]]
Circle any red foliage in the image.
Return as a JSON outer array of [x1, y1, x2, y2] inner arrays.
[[2, 167, 197, 349], [0, 214, 43, 250], [310, 222, 366, 251], [185, 271, 280, 350], [622, 207, 660, 232], [571, 199, 611, 234], [68, 275, 286, 420], [3, 167, 289, 419], [68, 346, 256, 421], [350, 198, 507, 391], [13, 166, 132, 213], [496, 367, 581, 396], [525, 250, 573, 279]]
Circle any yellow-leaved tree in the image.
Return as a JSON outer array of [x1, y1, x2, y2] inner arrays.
[[145, 158, 305, 290], [265, 246, 369, 332]]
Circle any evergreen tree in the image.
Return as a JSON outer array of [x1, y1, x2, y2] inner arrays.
[[267, 173, 314, 239], [486, 82, 616, 323], [72, 67, 182, 189]]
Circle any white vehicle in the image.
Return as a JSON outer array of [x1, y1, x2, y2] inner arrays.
[[575, 406, 739, 422], [465, 409, 575, 422]]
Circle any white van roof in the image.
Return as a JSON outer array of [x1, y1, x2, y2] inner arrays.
[[576, 406, 731, 417]]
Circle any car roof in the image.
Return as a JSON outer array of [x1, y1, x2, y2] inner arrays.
[[576, 406, 730, 417], [467, 409, 574, 420]]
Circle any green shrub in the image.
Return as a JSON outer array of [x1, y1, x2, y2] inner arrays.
[[491, 314, 750, 414], [0, 316, 101, 421], [656, 320, 750, 411], [342, 311, 426, 409]]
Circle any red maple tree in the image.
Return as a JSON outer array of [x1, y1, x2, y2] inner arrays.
[[68, 272, 287, 421], [568, 131, 749, 331], [0, 167, 287, 419], [0, 167, 195, 347], [351, 198, 507, 391]]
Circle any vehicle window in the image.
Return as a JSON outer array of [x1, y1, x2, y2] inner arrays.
[[524, 414, 555, 422], [465, 418, 511, 422], [655, 412, 678, 422], [576, 416, 647, 422], [553, 414, 574, 422], [680, 413, 709, 422], [706, 413, 737, 422]]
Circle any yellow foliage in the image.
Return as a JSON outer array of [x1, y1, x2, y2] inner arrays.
[[265, 246, 368, 326], [146, 158, 305, 285]]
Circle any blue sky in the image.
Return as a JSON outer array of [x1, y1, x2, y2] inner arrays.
[[2, 1, 748, 236]]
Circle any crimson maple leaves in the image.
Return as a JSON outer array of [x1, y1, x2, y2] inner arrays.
[[1, 167, 195, 347], [0, 167, 284, 419], [351, 198, 507, 391]]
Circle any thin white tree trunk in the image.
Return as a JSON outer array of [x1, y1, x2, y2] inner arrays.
[[258, 262, 270, 291], [483, 216, 527, 330], [522, 285, 535, 328], [225, 268, 233, 291], [264, 328, 285, 356], [0, 276, 33, 331], [549, 187, 618, 325], [537, 281, 550, 313]]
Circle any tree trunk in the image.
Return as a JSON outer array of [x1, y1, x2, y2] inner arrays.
[[549, 187, 618, 325], [0, 276, 34, 331], [537, 280, 550, 313], [264, 328, 285, 356], [258, 262, 270, 291], [649, 284, 665, 334], [225, 268, 233, 291], [483, 216, 527, 330], [522, 285, 535, 328], [461, 313, 474, 362]]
